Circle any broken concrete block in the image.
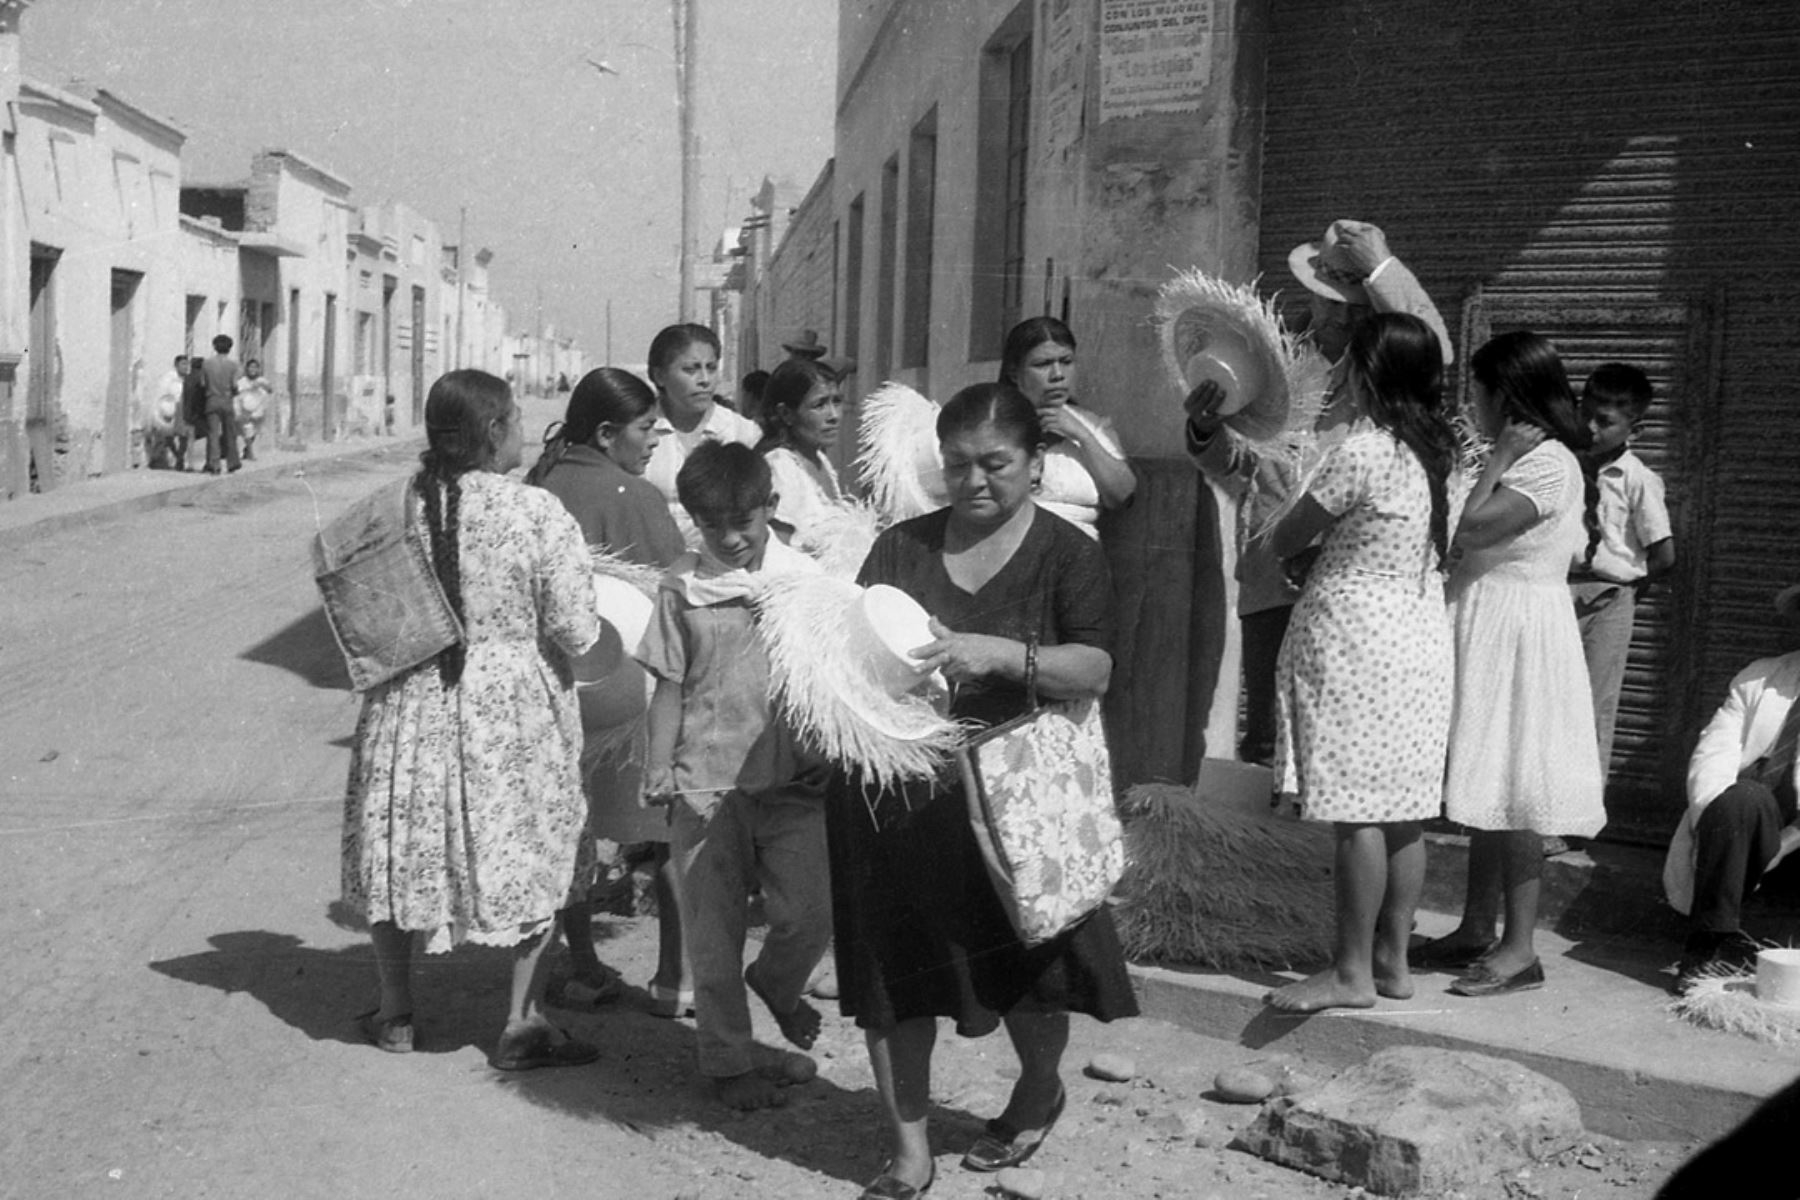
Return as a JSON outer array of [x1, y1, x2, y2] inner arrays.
[[1230, 1046, 1583, 1196]]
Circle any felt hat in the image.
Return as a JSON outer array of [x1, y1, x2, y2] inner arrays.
[[1288, 219, 1382, 305], [1777, 584, 1800, 618], [856, 380, 948, 522], [755, 572, 961, 785], [821, 354, 858, 381], [781, 329, 828, 359], [1156, 268, 1327, 447]]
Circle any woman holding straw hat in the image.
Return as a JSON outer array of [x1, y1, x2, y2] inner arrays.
[[998, 317, 1136, 538], [1260, 312, 1459, 1014], [830, 382, 1137, 1200]]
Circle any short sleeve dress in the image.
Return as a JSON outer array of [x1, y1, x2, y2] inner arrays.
[[340, 473, 600, 953], [765, 445, 847, 553], [1444, 441, 1605, 836], [826, 505, 1140, 1036], [1274, 427, 1453, 822]]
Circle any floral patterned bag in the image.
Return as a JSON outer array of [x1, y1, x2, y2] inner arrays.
[[957, 664, 1123, 947]]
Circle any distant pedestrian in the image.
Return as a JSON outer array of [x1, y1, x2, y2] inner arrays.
[[339, 368, 602, 1070], [738, 369, 770, 432], [234, 358, 273, 462], [1411, 331, 1605, 997], [148, 355, 191, 470], [199, 334, 242, 474], [643, 323, 761, 543], [181, 358, 208, 471]]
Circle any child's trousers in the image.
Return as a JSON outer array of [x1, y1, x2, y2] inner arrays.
[[670, 787, 831, 1079]]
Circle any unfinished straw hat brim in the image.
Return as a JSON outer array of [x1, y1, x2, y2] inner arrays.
[[856, 381, 947, 524], [755, 572, 962, 785], [1287, 238, 1369, 305], [578, 549, 664, 759], [1155, 269, 1325, 448]]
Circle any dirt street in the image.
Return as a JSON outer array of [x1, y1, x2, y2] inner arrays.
[[0, 441, 1699, 1199]]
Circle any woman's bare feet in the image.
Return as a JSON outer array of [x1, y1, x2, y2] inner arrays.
[[1264, 968, 1377, 1013], [1373, 949, 1414, 1000], [715, 1071, 789, 1110]]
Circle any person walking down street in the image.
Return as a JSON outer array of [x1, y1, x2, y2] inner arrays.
[[1187, 218, 1451, 765], [199, 334, 243, 474], [181, 357, 209, 472], [234, 358, 274, 462], [1411, 331, 1606, 997], [831, 384, 1138, 1200], [998, 317, 1135, 539], [1256, 312, 1459, 1014], [339, 369, 603, 1071], [148, 355, 191, 470], [642, 323, 761, 544], [529, 367, 693, 1019], [1665, 585, 1800, 993]]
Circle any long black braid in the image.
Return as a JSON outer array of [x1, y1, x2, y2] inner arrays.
[[415, 368, 514, 687]]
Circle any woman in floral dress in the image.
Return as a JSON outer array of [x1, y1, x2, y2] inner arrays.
[[1263, 313, 1460, 1014], [341, 369, 603, 1069]]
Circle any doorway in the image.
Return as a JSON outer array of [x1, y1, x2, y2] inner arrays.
[[27, 246, 59, 491], [107, 269, 142, 473]]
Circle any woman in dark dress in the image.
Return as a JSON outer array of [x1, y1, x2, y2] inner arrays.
[[831, 383, 1137, 1200]]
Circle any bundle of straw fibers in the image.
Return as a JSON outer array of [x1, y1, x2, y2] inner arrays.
[[1669, 962, 1800, 1046], [1113, 782, 1334, 970]]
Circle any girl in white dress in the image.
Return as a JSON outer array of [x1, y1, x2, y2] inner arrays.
[[1410, 331, 1605, 998], [760, 357, 848, 553], [999, 318, 1136, 538], [1263, 313, 1459, 1013]]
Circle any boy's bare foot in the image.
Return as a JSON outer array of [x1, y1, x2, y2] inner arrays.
[[753, 1045, 819, 1086], [1264, 969, 1377, 1014], [1373, 951, 1414, 1000], [745, 962, 822, 1050], [715, 1071, 788, 1110]]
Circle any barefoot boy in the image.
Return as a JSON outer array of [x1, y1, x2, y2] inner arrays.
[[638, 442, 832, 1110]]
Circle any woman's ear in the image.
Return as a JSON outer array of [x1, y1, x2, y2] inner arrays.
[[593, 422, 617, 450]]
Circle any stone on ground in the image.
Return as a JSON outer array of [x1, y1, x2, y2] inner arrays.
[[994, 1166, 1048, 1198], [1085, 1052, 1137, 1082], [1230, 1046, 1584, 1196]]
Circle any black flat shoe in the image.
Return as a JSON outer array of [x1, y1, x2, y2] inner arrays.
[[1407, 936, 1498, 972], [1448, 958, 1545, 998], [859, 1160, 934, 1200], [961, 1085, 1067, 1173]]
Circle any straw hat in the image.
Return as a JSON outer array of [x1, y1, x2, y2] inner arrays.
[[576, 552, 663, 734], [1155, 268, 1327, 446], [755, 571, 962, 784], [855, 381, 948, 523], [1288, 219, 1382, 305]]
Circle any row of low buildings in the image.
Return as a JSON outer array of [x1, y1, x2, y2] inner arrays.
[[0, 1, 584, 500], [719, 0, 1800, 844]]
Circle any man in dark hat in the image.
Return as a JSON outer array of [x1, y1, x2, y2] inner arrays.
[[1666, 584, 1800, 992], [780, 329, 827, 362]]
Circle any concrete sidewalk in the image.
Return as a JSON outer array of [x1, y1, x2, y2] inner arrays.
[[1135, 768, 1800, 1146]]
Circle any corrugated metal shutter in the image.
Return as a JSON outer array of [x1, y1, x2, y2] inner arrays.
[[1255, 0, 1800, 843]]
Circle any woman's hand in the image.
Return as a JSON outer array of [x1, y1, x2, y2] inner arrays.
[[1037, 404, 1088, 446], [1184, 380, 1227, 433], [911, 618, 1023, 685], [1492, 421, 1545, 467]]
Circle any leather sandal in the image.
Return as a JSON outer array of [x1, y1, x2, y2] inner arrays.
[[357, 1009, 414, 1054], [859, 1159, 934, 1200], [961, 1085, 1066, 1172], [491, 1024, 600, 1071]]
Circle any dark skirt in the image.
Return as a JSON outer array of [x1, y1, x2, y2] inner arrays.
[[827, 767, 1139, 1037]]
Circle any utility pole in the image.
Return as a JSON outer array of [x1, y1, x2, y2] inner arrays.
[[606, 298, 614, 365], [455, 205, 467, 369], [673, 0, 699, 322]]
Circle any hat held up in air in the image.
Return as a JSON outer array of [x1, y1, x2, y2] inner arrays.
[[1288, 218, 1392, 306]]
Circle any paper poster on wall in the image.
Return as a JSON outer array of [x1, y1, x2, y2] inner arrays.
[[1041, 0, 1084, 163], [1099, 0, 1213, 122]]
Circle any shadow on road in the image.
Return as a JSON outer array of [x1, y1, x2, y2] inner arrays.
[[148, 928, 966, 1187], [242, 607, 351, 691]]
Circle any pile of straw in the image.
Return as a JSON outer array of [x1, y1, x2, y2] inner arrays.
[[1669, 966, 1800, 1046], [1113, 782, 1334, 970]]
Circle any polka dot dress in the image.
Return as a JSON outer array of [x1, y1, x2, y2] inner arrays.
[[1275, 428, 1453, 823]]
